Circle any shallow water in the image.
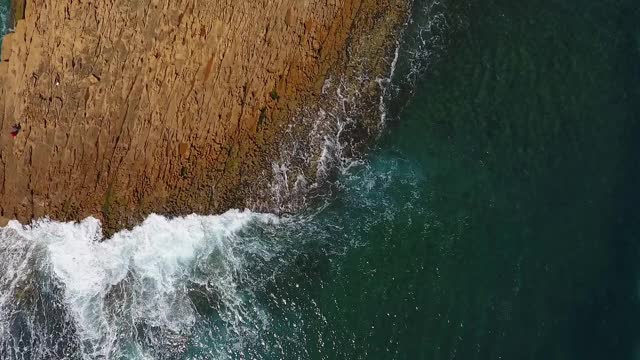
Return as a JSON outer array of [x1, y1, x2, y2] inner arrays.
[[1, 0, 639, 359]]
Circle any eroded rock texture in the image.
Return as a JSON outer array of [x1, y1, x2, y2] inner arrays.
[[0, 0, 408, 233]]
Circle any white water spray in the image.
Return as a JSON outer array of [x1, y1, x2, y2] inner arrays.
[[0, 210, 279, 359]]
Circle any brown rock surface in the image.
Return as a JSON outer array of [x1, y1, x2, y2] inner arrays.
[[0, 0, 409, 235]]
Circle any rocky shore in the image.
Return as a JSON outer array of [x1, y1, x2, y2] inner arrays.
[[0, 0, 410, 236]]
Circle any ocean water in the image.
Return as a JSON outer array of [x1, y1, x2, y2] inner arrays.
[[1, 0, 639, 359]]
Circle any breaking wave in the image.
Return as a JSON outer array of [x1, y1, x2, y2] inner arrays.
[[0, 211, 281, 359]]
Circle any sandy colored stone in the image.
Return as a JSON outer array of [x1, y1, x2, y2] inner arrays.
[[0, 0, 409, 234]]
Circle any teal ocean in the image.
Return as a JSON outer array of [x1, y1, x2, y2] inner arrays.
[[0, 0, 639, 359]]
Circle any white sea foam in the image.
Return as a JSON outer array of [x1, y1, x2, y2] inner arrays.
[[0, 210, 279, 359]]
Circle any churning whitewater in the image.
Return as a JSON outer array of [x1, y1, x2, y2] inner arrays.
[[0, 211, 282, 359]]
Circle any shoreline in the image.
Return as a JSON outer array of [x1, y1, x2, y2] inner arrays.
[[249, 1, 412, 217]]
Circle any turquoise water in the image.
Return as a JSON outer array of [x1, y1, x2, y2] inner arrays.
[[1, 0, 639, 359]]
